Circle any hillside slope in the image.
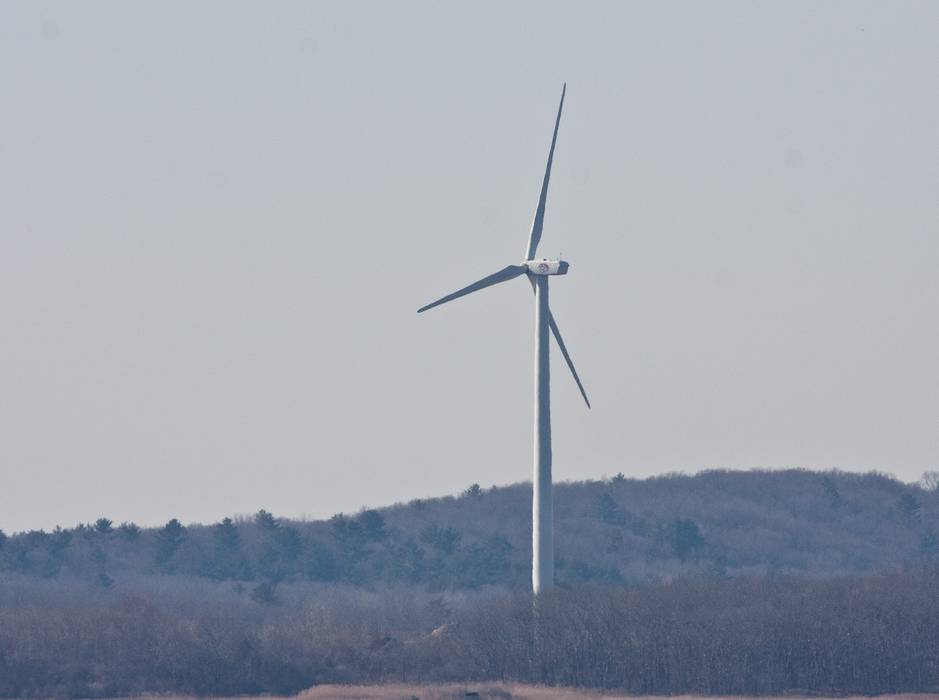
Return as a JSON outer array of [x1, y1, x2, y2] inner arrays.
[[2, 469, 938, 590]]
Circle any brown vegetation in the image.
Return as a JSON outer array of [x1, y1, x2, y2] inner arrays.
[[2, 571, 939, 697], [115, 692, 939, 700], [297, 693, 939, 700]]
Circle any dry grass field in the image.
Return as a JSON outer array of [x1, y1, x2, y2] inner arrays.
[[296, 691, 939, 700], [124, 690, 939, 700]]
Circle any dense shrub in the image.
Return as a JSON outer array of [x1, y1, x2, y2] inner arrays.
[[1, 571, 939, 696]]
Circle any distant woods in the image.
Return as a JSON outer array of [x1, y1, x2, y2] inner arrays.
[[3, 468, 939, 696], [2, 469, 939, 590]]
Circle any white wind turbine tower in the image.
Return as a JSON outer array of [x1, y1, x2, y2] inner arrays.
[[417, 84, 589, 594]]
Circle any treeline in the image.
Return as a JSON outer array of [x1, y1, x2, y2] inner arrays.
[[2, 570, 939, 697], [2, 469, 938, 591]]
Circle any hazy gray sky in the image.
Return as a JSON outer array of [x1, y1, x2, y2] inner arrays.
[[2, 1, 937, 533]]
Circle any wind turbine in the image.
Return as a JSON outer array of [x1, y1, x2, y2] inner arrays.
[[417, 84, 589, 594]]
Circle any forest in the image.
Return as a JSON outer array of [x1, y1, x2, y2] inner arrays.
[[2, 468, 939, 697], [2, 469, 938, 590], [2, 570, 939, 697]]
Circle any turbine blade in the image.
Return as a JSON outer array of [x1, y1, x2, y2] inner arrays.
[[549, 310, 590, 409], [525, 275, 589, 407], [417, 265, 528, 314], [524, 83, 566, 261]]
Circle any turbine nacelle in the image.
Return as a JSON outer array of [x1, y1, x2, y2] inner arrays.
[[525, 259, 569, 276]]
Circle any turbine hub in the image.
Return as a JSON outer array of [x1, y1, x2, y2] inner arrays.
[[524, 259, 569, 276]]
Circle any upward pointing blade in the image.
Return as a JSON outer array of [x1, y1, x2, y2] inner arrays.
[[549, 311, 590, 408], [524, 84, 566, 261], [417, 264, 528, 314]]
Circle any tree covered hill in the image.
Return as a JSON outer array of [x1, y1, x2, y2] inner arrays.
[[2, 469, 938, 592]]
